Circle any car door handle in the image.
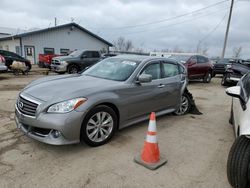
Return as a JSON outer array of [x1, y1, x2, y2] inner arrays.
[[158, 84, 165, 88]]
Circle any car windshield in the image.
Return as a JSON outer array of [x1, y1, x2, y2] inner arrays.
[[82, 58, 139, 81], [217, 59, 230, 64], [169, 55, 191, 63], [68, 50, 83, 57]]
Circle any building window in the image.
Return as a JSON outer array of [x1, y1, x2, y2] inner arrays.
[[26, 47, 33, 56], [0, 46, 3, 50], [16, 46, 21, 55], [60, 48, 70, 55], [44, 48, 54, 55]]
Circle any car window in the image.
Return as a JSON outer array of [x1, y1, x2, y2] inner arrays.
[[189, 56, 197, 63], [197, 56, 208, 64], [162, 62, 179, 77], [92, 51, 100, 58], [141, 63, 161, 80], [83, 51, 94, 58], [83, 58, 139, 81]]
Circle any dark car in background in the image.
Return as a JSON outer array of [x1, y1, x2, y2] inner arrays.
[[213, 58, 233, 76], [51, 50, 101, 74], [169, 54, 214, 83], [221, 59, 250, 86], [0, 50, 32, 71]]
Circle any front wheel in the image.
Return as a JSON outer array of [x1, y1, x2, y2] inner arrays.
[[227, 136, 250, 188], [174, 93, 191, 115], [67, 64, 79, 74], [80, 105, 117, 147]]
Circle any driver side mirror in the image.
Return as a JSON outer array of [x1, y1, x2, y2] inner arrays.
[[226, 86, 246, 110], [136, 74, 152, 84]]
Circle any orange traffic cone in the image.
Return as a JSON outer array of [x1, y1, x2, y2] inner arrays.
[[134, 112, 167, 170]]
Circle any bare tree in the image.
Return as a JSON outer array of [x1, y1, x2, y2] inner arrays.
[[124, 40, 133, 51], [113, 36, 134, 52], [233, 46, 242, 58]]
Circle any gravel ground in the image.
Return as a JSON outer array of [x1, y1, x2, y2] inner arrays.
[[0, 67, 234, 188]]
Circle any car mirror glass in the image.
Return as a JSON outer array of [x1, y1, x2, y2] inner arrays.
[[137, 74, 152, 83]]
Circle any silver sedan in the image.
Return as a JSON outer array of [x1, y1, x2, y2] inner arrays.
[[15, 55, 188, 146]]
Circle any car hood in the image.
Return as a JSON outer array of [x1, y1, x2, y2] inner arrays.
[[53, 55, 78, 61], [22, 74, 120, 102]]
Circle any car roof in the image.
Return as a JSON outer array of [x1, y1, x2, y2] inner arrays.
[[109, 54, 178, 63]]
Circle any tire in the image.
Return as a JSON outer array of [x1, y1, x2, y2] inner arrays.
[[80, 105, 118, 147], [174, 92, 191, 115], [227, 136, 250, 188], [221, 73, 229, 86], [203, 71, 212, 83], [67, 64, 79, 74]]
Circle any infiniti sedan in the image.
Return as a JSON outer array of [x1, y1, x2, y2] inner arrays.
[[15, 55, 188, 146]]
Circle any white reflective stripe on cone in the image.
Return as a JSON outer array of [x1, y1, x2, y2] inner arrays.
[[146, 134, 157, 143], [148, 121, 157, 132]]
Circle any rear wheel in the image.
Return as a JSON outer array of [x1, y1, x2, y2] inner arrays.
[[67, 64, 79, 74], [227, 136, 250, 188], [203, 71, 212, 83], [80, 105, 117, 147]]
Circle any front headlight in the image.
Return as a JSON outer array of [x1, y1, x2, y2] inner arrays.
[[226, 64, 232, 69], [60, 61, 68, 65], [47, 98, 87, 113]]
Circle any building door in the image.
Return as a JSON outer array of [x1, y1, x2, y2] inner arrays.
[[24, 46, 35, 64]]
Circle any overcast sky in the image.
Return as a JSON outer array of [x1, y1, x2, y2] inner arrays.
[[0, 0, 249, 58]]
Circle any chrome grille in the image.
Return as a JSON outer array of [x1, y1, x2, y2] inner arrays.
[[51, 59, 60, 65], [17, 96, 38, 117]]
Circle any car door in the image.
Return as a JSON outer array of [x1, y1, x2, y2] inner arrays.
[[126, 61, 174, 119], [186, 56, 199, 78], [197, 55, 210, 77], [161, 60, 182, 108]]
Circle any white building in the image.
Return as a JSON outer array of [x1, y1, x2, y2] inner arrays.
[[0, 23, 112, 64]]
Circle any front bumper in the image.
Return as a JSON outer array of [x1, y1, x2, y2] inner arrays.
[[15, 104, 85, 145], [50, 64, 67, 73]]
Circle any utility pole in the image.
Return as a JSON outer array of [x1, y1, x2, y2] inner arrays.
[[221, 0, 234, 58], [54, 17, 57, 26]]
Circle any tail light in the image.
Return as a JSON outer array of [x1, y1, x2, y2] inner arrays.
[[0, 55, 5, 63]]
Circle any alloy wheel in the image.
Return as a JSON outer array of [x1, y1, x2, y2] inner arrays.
[[175, 95, 189, 115], [86, 112, 114, 142]]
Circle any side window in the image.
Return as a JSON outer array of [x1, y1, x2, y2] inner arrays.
[[189, 56, 197, 63], [141, 63, 161, 80], [82, 51, 92, 58], [92, 51, 100, 58], [162, 62, 179, 78], [197, 56, 208, 64]]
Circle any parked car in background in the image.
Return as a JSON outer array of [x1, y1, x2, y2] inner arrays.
[[169, 54, 214, 83], [221, 59, 250, 86], [15, 55, 189, 147], [213, 58, 234, 76], [0, 55, 8, 72], [51, 50, 101, 74], [226, 72, 250, 188], [0, 50, 32, 71], [38, 54, 61, 68]]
